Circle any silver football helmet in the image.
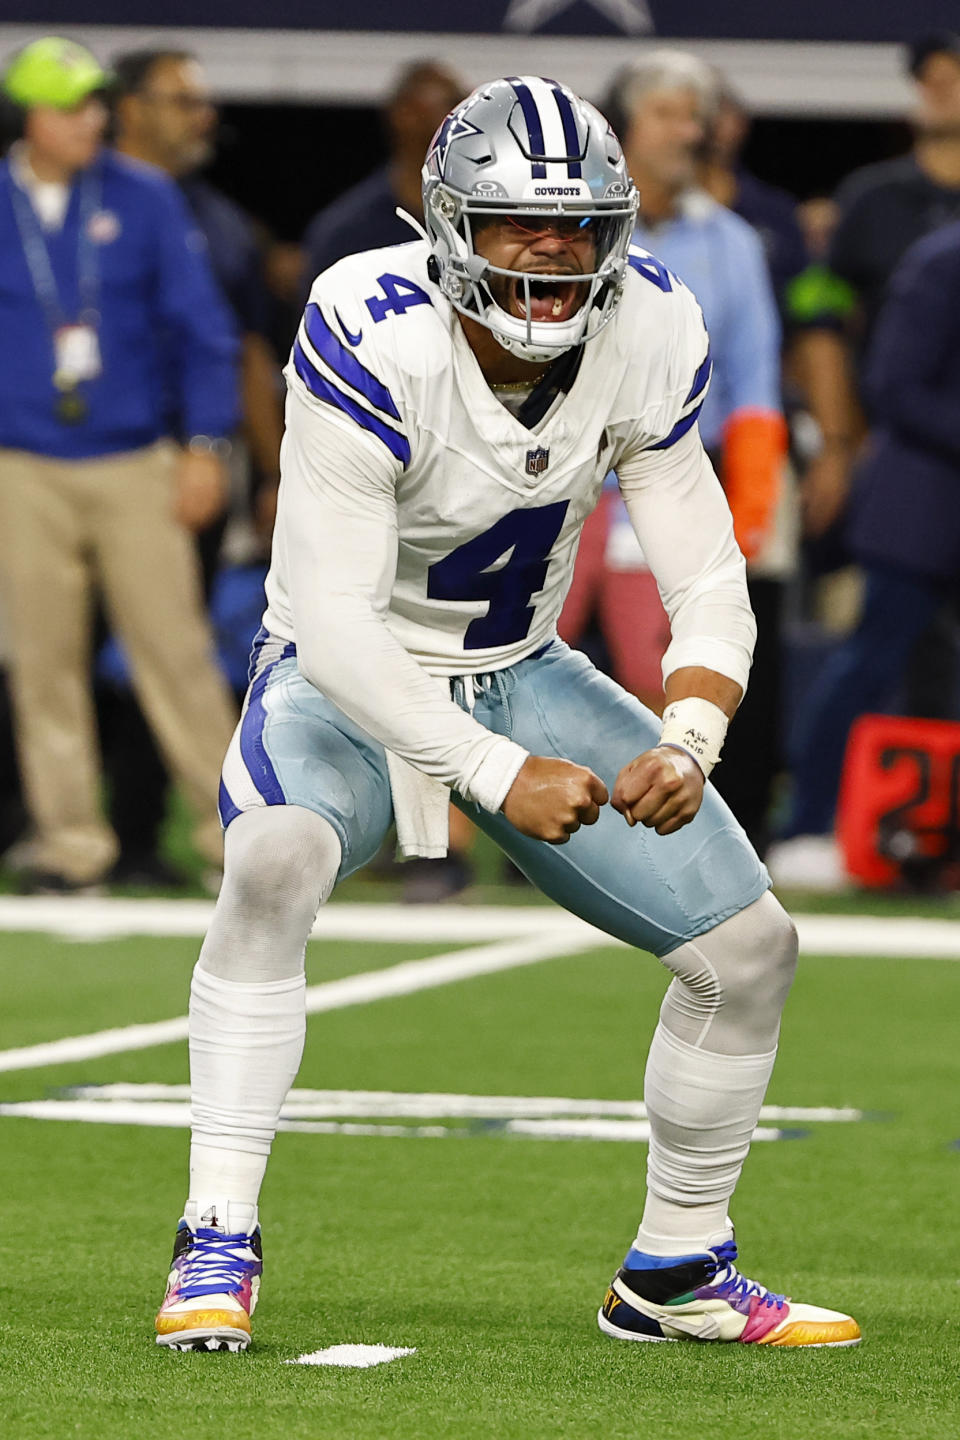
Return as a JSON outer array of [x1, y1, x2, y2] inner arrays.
[[422, 76, 638, 363]]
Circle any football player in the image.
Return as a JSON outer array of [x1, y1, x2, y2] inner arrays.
[[155, 77, 860, 1352]]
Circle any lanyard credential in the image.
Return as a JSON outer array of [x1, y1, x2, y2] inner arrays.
[[10, 164, 103, 424]]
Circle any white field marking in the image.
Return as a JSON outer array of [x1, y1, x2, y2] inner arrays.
[[0, 1099, 453, 1138], [64, 1083, 864, 1125], [0, 896, 563, 943], [286, 1345, 416, 1369], [0, 1097, 792, 1143], [0, 895, 958, 958], [0, 930, 590, 1075], [499, 1118, 788, 1143], [793, 913, 960, 959]]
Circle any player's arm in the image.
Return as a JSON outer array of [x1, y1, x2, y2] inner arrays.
[[279, 383, 604, 842], [612, 422, 755, 834]]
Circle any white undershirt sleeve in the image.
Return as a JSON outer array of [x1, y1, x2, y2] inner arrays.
[[277, 385, 528, 812], [616, 425, 757, 694]]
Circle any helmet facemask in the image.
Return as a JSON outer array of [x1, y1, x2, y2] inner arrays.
[[425, 184, 637, 362]]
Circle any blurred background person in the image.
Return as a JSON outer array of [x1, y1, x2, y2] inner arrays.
[[697, 76, 860, 552], [112, 47, 283, 528], [774, 220, 960, 885], [100, 46, 283, 886], [769, 30, 960, 885], [560, 50, 787, 856], [698, 77, 808, 311], [795, 30, 960, 547], [832, 32, 960, 348], [0, 37, 239, 892], [300, 59, 464, 297]]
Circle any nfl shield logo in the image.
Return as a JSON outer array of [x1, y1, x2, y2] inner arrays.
[[525, 446, 550, 477]]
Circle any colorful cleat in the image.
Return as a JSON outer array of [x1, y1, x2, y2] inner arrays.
[[155, 1218, 262, 1351], [598, 1232, 861, 1348]]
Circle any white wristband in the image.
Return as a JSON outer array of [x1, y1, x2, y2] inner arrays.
[[659, 698, 729, 778]]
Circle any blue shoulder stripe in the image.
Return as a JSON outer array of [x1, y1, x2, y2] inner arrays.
[[684, 349, 712, 407], [303, 304, 400, 420], [649, 398, 706, 451], [293, 339, 411, 467]]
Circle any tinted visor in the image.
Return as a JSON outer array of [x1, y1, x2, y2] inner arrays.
[[472, 212, 597, 243], [465, 208, 631, 275]]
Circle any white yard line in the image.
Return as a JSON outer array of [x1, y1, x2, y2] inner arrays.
[[0, 896, 563, 943], [0, 930, 588, 1075], [0, 895, 957, 957], [64, 1083, 864, 1124], [0, 1096, 793, 1143], [793, 913, 960, 958], [0, 899, 955, 1078], [0, 1016, 192, 1077]]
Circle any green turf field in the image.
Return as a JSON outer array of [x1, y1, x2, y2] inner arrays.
[[1, 898, 958, 1439]]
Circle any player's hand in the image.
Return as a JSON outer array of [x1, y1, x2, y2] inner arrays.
[[612, 745, 705, 836], [502, 756, 609, 844], [174, 450, 230, 532], [800, 447, 851, 539]]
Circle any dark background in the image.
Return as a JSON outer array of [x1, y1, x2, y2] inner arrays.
[[208, 103, 913, 241], [6, 0, 960, 43]]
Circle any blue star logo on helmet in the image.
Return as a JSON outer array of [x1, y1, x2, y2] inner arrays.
[[428, 111, 484, 176]]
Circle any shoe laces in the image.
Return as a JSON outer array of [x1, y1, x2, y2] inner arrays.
[[708, 1239, 785, 1311], [177, 1228, 256, 1301]]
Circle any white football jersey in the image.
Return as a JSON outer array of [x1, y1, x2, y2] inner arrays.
[[264, 239, 716, 677], [261, 239, 753, 814]]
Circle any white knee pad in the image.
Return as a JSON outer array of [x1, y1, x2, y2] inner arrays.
[[658, 890, 798, 1055], [198, 806, 342, 983]]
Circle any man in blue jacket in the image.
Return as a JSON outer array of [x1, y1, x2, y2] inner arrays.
[[782, 219, 960, 854], [0, 37, 239, 890]]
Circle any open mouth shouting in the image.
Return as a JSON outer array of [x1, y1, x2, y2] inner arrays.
[[509, 273, 587, 323]]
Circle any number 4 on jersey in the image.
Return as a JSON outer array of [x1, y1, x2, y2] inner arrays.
[[428, 501, 570, 649], [628, 251, 675, 293], [365, 274, 432, 323]]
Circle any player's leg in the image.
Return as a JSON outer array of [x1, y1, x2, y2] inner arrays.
[[156, 640, 393, 1350], [459, 642, 859, 1346]]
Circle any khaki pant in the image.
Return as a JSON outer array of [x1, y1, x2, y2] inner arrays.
[[0, 443, 238, 883]]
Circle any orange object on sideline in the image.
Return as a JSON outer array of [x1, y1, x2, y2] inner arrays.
[[836, 714, 960, 888], [721, 408, 788, 561]]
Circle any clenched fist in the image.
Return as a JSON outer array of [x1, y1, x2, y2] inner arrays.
[[612, 745, 705, 836], [502, 755, 609, 844]]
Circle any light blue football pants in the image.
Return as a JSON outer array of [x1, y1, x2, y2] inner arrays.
[[196, 633, 794, 1223], [219, 632, 770, 957]]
